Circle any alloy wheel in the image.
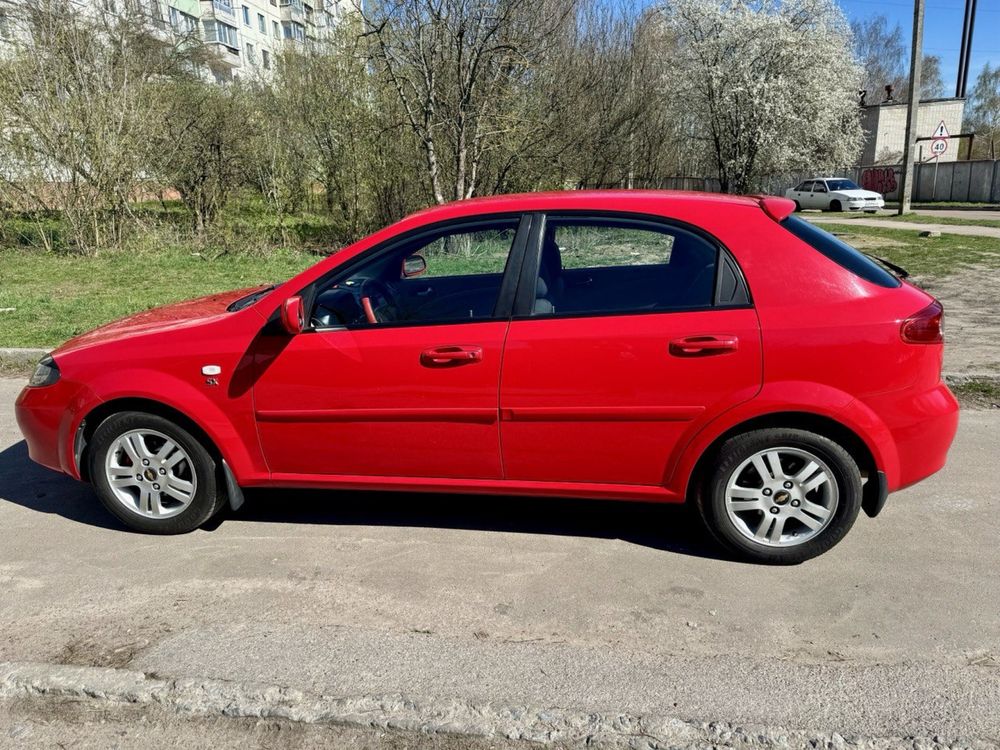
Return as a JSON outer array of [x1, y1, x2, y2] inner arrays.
[[724, 446, 839, 547], [104, 429, 198, 519]]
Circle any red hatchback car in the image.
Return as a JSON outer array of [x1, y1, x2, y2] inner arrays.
[[16, 191, 958, 563]]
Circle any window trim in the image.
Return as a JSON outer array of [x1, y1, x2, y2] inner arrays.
[[511, 210, 752, 321], [297, 213, 532, 333]]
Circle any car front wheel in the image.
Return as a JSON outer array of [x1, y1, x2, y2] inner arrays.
[[698, 428, 862, 564], [89, 411, 226, 534], [829, 199, 842, 212]]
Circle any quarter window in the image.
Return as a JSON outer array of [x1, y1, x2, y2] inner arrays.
[[530, 218, 718, 316], [311, 220, 520, 328]]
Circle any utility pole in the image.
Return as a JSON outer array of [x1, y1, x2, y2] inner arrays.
[[897, 0, 925, 215]]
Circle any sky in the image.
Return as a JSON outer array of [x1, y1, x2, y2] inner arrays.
[[837, 0, 999, 96]]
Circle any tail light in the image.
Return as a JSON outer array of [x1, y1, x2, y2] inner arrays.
[[900, 300, 944, 344]]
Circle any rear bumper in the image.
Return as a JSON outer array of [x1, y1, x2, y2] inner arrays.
[[863, 381, 959, 492]]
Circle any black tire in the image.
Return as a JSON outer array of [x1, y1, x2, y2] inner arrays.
[[697, 428, 862, 564], [793, 200, 801, 212], [829, 199, 842, 212], [88, 411, 227, 534]]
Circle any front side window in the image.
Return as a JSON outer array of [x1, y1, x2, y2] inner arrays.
[[311, 220, 519, 328], [531, 218, 718, 316], [813, 181, 828, 193]]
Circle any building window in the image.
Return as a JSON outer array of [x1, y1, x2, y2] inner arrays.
[[272, 20, 280, 38], [0, 11, 10, 39], [246, 42, 256, 63], [262, 49, 271, 70], [169, 6, 198, 34], [212, 0, 235, 17], [242, 5, 250, 25], [281, 21, 304, 42], [257, 12, 266, 33], [204, 19, 239, 50]]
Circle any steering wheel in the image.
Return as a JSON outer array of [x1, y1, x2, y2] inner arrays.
[[358, 278, 398, 324]]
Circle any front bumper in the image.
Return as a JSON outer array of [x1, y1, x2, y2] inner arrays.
[[848, 199, 885, 211], [14, 379, 89, 478]]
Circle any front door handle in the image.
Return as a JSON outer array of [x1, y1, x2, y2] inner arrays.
[[420, 346, 483, 367], [669, 335, 739, 357]]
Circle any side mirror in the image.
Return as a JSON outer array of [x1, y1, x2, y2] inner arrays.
[[401, 254, 427, 278], [279, 296, 306, 335]]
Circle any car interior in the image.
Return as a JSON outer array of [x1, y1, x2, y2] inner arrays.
[[532, 222, 718, 316], [309, 218, 720, 328]]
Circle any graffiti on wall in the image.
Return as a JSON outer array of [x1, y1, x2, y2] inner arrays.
[[861, 167, 898, 196]]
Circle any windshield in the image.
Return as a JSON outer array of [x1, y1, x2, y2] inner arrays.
[[227, 285, 277, 312], [826, 179, 860, 191]]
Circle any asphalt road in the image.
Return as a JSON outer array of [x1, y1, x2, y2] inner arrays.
[[1, 377, 999, 746]]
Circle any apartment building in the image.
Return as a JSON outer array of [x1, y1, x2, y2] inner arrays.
[[0, 0, 348, 81]]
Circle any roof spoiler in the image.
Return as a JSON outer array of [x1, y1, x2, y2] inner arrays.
[[750, 195, 796, 222]]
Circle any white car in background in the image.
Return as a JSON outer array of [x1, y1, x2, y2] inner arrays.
[[785, 178, 884, 212]]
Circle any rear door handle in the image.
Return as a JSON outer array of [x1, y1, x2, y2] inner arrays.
[[669, 335, 739, 357], [420, 346, 483, 367]]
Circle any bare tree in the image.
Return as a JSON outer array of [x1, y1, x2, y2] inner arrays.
[[152, 81, 251, 235], [0, 0, 202, 252], [967, 63, 1000, 160], [851, 15, 906, 102], [358, 0, 576, 205]]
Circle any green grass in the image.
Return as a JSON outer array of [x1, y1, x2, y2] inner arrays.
[[0, 245, 316, 347], [819, 223, 1000, 278], [948, 378, 1000, 409], [882, 213, 1000, 229]]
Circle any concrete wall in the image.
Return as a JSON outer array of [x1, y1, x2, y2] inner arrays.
[[764, 161, 999, 202], [643, 160, 1000, 203], [860, 98, 966, 164]]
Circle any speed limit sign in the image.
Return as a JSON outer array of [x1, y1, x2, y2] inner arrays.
[[930, 138, 948, 157]]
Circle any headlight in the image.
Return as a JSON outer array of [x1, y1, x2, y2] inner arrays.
[[28, 355, 60, 387]]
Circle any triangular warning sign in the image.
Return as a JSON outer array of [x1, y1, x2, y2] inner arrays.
[[932, 120, 950, 139]]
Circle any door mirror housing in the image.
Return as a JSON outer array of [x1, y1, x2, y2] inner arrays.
[[401, 254, 427, 278], [279, 295, 306, 335]]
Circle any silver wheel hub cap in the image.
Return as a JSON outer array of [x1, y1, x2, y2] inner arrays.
[[104, 429, 197, 519], [725, 447, 839, 547]]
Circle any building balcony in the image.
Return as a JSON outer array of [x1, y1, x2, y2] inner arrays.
[[206, 40, 242, 68], [279, 0, 304, 22], [203, 0, 237, 20]]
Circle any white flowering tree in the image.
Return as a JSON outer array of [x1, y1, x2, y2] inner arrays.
[[653, 0, 863, 193]]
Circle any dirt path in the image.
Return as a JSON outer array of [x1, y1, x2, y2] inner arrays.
[[911, 263, 1000, 375]]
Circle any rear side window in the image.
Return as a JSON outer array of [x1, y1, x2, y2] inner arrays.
[[530, 217, 719, 316], [781, 216, 900, 288]]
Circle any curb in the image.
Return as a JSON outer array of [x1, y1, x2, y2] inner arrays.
[[1, 662, 996, 750], [0, 348, 47, 374]]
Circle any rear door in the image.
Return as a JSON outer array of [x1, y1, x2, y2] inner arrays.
[[498, 214, 761, 487]]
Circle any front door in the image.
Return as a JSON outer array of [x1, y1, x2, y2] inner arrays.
[[252, 216, 527, 480], [499, 214, 762, 486]]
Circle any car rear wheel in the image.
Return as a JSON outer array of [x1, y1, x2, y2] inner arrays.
[[829, 199, 842, 212], [89, 411, 226, 534], [698, 428, 862, 564]]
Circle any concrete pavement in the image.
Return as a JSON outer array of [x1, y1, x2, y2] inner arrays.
[[1, 377, 999, 748]]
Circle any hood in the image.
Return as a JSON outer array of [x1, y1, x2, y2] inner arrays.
[[831, 189, 882, 199], [53, 286, 267, 357]]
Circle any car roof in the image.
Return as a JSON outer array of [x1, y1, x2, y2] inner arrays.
[[404, 190, 762, 224]]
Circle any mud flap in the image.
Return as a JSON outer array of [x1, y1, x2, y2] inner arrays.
[[221, 459, 245, 512], [862, 470, 888, 518]]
